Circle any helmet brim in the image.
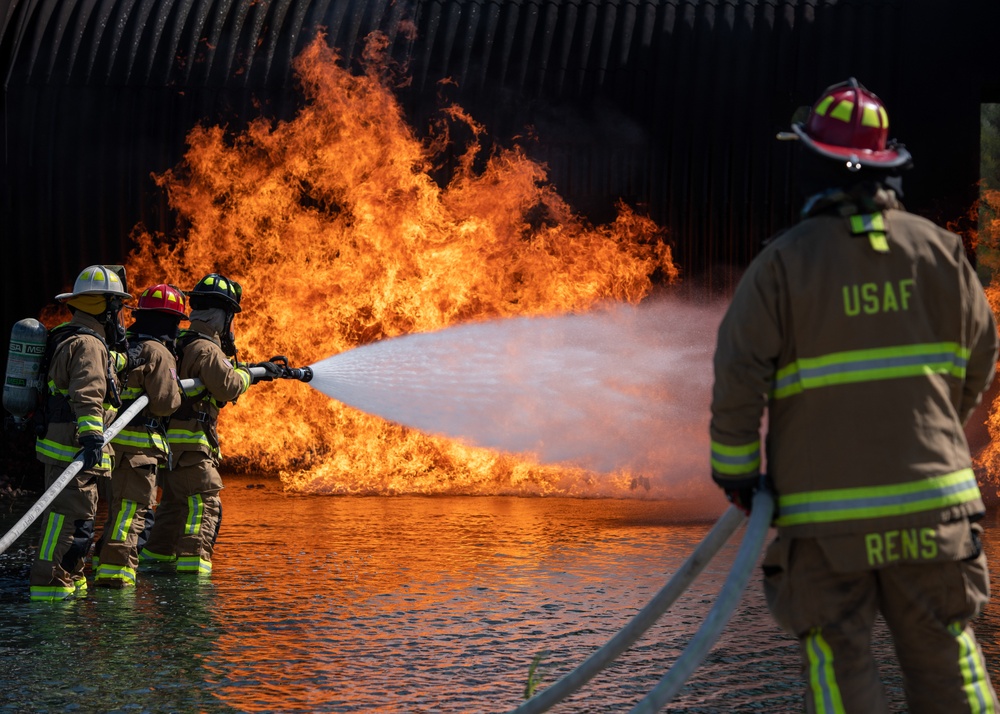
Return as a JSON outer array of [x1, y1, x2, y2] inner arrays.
[[55, 289, 134, 301], [790, 124, 912, 169]]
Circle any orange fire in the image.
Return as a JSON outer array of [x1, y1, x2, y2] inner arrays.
[[123, 35, 678, 496], [970, 186, 1000, 498]]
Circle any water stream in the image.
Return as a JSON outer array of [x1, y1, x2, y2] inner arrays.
[[307, 298, 726, 501]]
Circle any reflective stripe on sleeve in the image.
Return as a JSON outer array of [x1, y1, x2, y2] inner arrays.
[[710, 440, 761, 476]]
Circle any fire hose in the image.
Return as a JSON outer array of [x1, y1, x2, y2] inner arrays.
[[509, 488, 774, 714], [0, 362, 313, 556]]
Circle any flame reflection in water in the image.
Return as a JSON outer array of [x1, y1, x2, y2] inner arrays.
[[5, 478, 1000, 711]]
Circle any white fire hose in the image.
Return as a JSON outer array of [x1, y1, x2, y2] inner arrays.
[[511, 488, 774, 714], [0, 367, 269, 555]]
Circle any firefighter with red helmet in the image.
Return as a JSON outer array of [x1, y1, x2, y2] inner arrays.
[[139, 273, 280, 576], [30, 265, 131, 601], [93, 283, 187, 588], [711, 78, 999, 711]]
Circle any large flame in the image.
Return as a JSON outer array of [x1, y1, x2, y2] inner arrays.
[[971, 186, 1000, 497], [123, 35, 678, 496]]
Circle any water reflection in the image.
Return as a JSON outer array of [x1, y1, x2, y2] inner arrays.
[[2, 477, 997, 711]]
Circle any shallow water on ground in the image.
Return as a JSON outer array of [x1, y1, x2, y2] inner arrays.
[[1, 477, 997, 712]]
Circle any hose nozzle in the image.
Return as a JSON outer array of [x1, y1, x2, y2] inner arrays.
[[267, 356, 313, 382], [286, 366, 313, 382]]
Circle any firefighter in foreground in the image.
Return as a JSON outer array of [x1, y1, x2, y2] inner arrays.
[[93, 284, 187, 588], [139, 273, 280, 575], [710, 79, 999, 712], [31, 265, 130, 602]]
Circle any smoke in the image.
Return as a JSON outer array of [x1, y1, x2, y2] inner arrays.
[[308, 296, 727, 497]]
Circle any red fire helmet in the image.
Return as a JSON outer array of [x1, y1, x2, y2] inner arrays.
[[782, 78, 912, 171], [134, 283, 187, 318]]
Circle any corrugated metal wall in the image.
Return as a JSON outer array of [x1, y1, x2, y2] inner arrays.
[[2, 0, 998, 343]]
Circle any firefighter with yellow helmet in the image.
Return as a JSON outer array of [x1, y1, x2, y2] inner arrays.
[[30, 265, 130, 602], [93, 283, 187, 588], [711, 79, 999, 711], [139, 273, 280, 576]]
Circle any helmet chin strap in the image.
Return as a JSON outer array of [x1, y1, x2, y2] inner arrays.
[[220, 311, 238, 360], [103, 296, 128, 351]]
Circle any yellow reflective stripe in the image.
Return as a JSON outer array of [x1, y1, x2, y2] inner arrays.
[[35, 439, 110, 469], [237, 367, 251, 392], [848, 213, 885, 234], [176, 556, 212, 575], [830, 99, 853, 123], [95, 563, 137, 584], [806, 628, 845, 713], [111, 428, 168, 452], [183, 385, 206, 398], [710, 440, 761, 475], [868, 232, 889, 253], [879, 106, 888, 128], [185, 495, 205, 535], [861, 104, 881, 128], [30, 585, 75, 601], [139, 548, 176, 563], [112, 499, 139, 542], [167, 429, 212, 448], [951, 622, 996, 713], [814, 95, 834, 116], [773, 342, 969, 399], [76, 416, 102, 435], [36, 438, 77, 462], [776, 469, 981, 526], [121, 387, 143, 400], [39, 512, 65, 561]]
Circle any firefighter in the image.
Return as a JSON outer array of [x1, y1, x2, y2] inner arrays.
[[710, 78, 999, 712], [31, 265, 131, 602], [139, 273, 280, 576], [93, 284, 187, 588]]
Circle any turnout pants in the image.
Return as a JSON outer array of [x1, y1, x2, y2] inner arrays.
[[763, 531, 997, 713], [140, 451, 223, 576], [94, 453, 158, 587], [29, 464, 100, 601]]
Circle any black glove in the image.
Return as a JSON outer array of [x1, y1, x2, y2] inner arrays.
[[725, 486, 756, 515], [251, 360, 284, 383], [78, 434, 105, 471]]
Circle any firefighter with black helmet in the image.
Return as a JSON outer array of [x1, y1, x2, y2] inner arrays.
[[30, 265, 130, 601], [710, 78, 999, 711], [93, 283, 187, 588], [139, 273, 280, 576]]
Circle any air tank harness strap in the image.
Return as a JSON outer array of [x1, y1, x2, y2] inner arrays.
[[849, 212, 889, 253]]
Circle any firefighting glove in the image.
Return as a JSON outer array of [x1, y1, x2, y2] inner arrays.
[[78, 434, 105, 471], [251, 360, 284, 383], [724, 486, 756, 516]]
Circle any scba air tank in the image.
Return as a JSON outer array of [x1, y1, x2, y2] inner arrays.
[[3, 318, 48, 426]]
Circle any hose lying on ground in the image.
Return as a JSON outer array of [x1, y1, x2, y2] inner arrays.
[[508, 505, 748, 714], [0, 367, 272, 555], [629, 488, 775, 713]]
